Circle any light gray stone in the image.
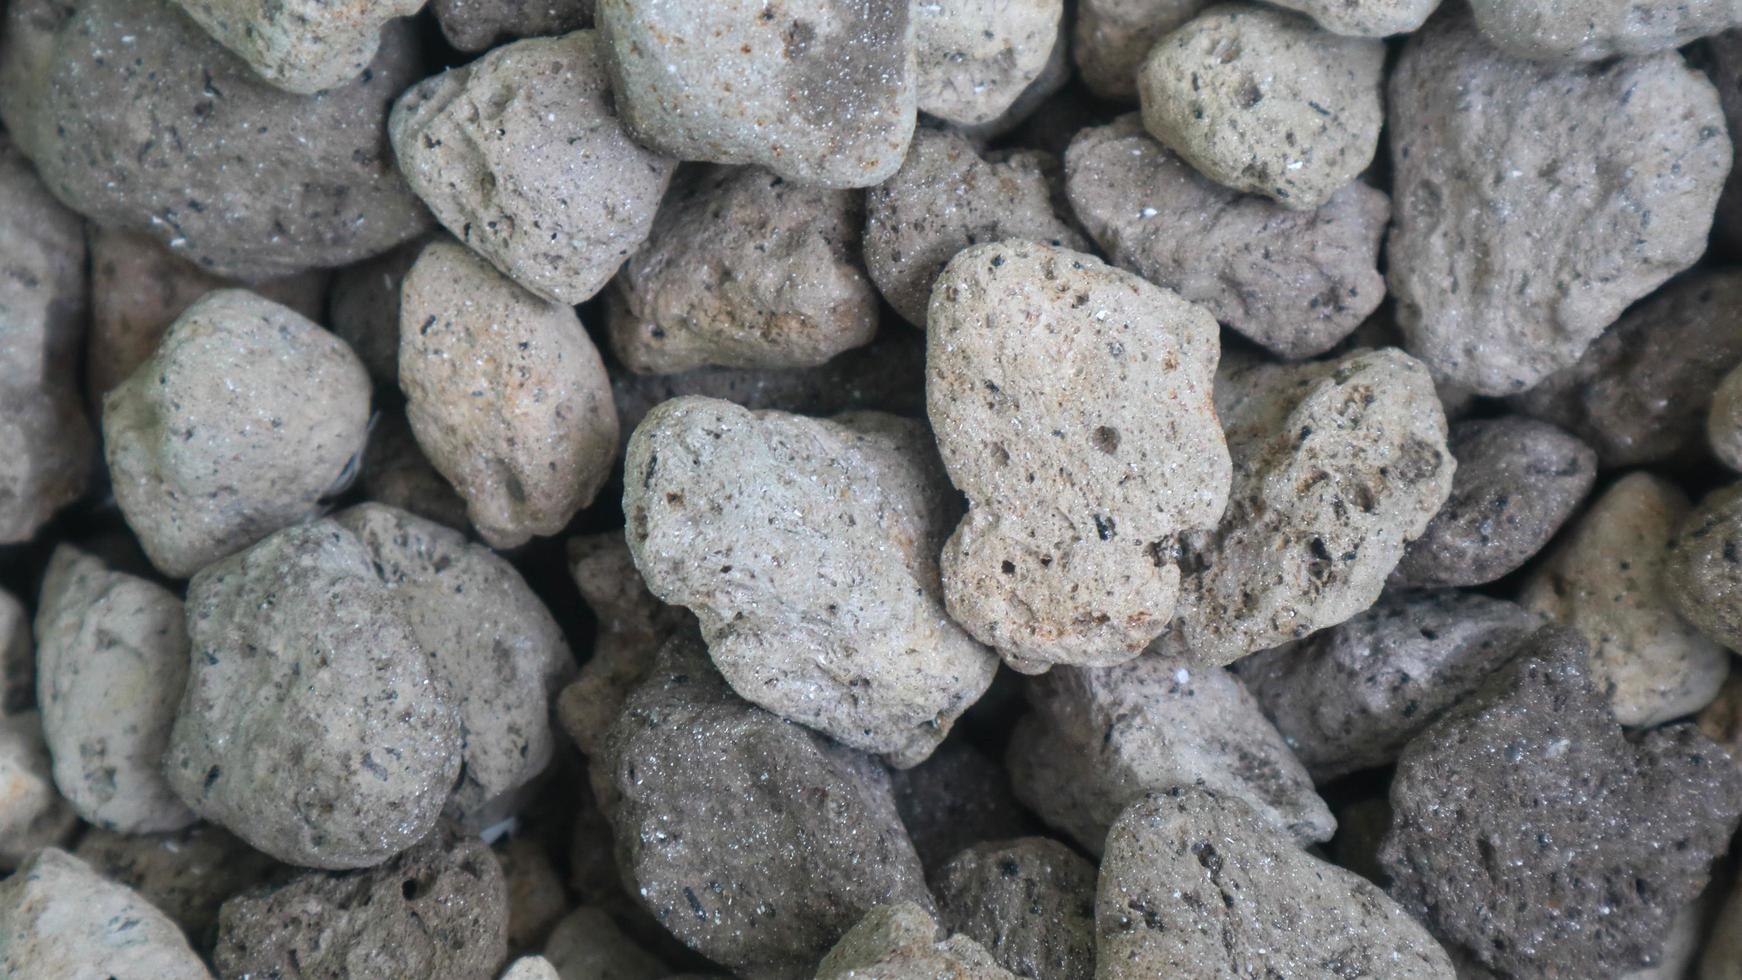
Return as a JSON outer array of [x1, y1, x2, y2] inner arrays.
[[169, 0, 422, 94], [0, 848, 211, 979], [1266, 0, 1440, 35], [914, 0, 1063, 126], [1471, 0, 1742, 61]]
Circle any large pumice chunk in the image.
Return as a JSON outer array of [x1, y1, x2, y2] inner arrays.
[[1074, 0, 1210, 101], [391, 31, 676, 306], [1470, 0, 1742, 61], [169, 0, 423, 94], [927, 241, 1231, 674], [164, 521, 462, 870], [1066, 114, 1388, 359], [0, 848, 213, 979], [934, 837, 1097, 980], [1171, 348, 1454, 665], [1007, 658, 1332, 853], [597, 0, 917, 188], [913, 0, 1063, 126], [0, 0, 433, 280], [103, 290, 372, 578], [399, 241, 619, 549], [1386, 10, 1729, 396], [1265, 0, 1440, 35], [1098, 788, 1455, 979], [33, 546, 195, 833], [624, 397, 997, 767], [608, 165, 877, 373], [1138, 3, 1387, 210], [816, 901, 1014, 979], [598, 634, 933, 979], [1380, 628, 1742, 979], [435, 0, 593, 51]]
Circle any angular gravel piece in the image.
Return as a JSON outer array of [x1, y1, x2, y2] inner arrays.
[[103, 289, 371, 578], [0, 848, 212, 979], [1098, 788, 1454, 979], [928, 241, 1230, 673], [913, 0, 1063, 126], [608, 164, 877, 373], [399, 241, 619, 549], [816, 901, 1013, 979], [598, 633, 932, 979], [391, 30, 676, 306], [1234, 592, 1543, 780], [1265, 0, 1441, 35], [74, 824, 280, 942], [543, 906, 668, 980], [888, 741, 1036, 877], [1074, 0, 1210, 101], [1712, 360, 1742, 472], [164, 520, 462, 869], [1138, 3, 1386, 210], [360, 409, 472, 532], [1387, 10, 1729, 395], [1523, 474, 1731, 727], [935, 837, 1097, 980], [327, 235, 428, 386], [1171, 348, 1454, 665], [0, 0, 433, 279], [1667, 482, 1742, 651], [1390, 417, 1597, 588], [1066, 114, 1388, 359], [0, 713, 78, 867], [435, 0, 594, 51], [597, 0, 917, 188], [864, 128, 1088, 327], [169, 0, 422, 94], [1381, 627, 1742, 979], [214, 825, 508, 980], [625, 397, 996, 767], [1469, 0, 1742, 61], [1008, 657, 1331, 853], [33, 546, 195, 833]]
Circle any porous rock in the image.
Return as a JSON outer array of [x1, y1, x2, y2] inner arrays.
[[74, 824, 280, 942], [1169, 348, 1454, 665], [0, 848, 212, 979], [927, 241, 1230, 673], [1469, 0, 1742, 61], [863, 127, 1087, 327], [435, 0, 593, 51], [935, 837, 1097, 980], [597, 0, 917, 188], [103, 289, 372, 578], [1073, 0, 1210, 101], [608, 164, 877, 373], [947, 9, 1073, 141], [1387, 10, 1729, 395], [360, 409, 472, 532], [1066, 113, 1388, 359], [1523, 474, 1731, 727], [816, 901, 1014, 980], [399, 241, 619, 549], [1138, 3, 1387, 210], [1234, 592, 1543, 780], [913, 0, 1063, 126], [391, 30, 676, 306], [1380, 627, 1742, 979], [1266, 0, 1440, 35], [1007, 657, 1332, 853], [214, 825, 508, 980], [1390, 417, 1597, 588], [1712, 360, 1742, 471], [598, 633, 932, 979], [624, 397, 996, 767], [327, 235, 428, 386], [0, 589, 30, 714], [33, 545, 195, 833], [0, 0, 432, 279], [543, 906, 668, 980], [0, 713, 78, 867], [1668, 482, 1742, 651], [1098, 788, 1454, 979], [164, 520, 462, 869], [888, 741, 1036, 876], [170, 0, 422, 94]]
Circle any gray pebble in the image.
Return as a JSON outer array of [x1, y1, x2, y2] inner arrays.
[[816, 901, 1013, 979], [503, 955, 563, 980], [935, 837, 1097, 980], [435, 0, 594, 51], [1470, 0, 1742, 61], [360, 409, 473, 533], [1387, 9, 1729, 395], [1066, 113, 1388, 359], [0, 848, 212, 979], [914, 0, 1063, 126], [169, 0, 422, 94], [1668, 481, 1742, 653], [888, 741, 1036, 878], [0, 713, 78, 868], [1710, 360, 1742, 471], [1265, 0, 1441, 35], [1073, 0, 1209, 101], [74, 823, 280, 943]]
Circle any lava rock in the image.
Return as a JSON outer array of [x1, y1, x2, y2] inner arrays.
[[169, 0, 422, 94], [1073, 0, 1209, 101], [0, 713, 78, 868], [0, 848, 212, 979], [1469, 0, 1742, 61], [913, 0, 1063, 126], [74, 824, 280, 943], [816, 901, 1013, 979], [888, 741, 1037, 877], [935, 837, 1097, 980]]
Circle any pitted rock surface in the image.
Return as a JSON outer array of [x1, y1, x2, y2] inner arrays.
[[935, 837, 1097, 980]]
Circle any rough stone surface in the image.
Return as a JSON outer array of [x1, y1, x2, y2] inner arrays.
[[327, 235, 427, 386], [1170, 348, 1454, 665], [1007, 656, 1331, 853], [0, 134, 92, 545], [608, 164, 877, 373], [953, 21, 1073, 142], [1381, 627, 1742, 979], [816, 902, 1014, 979], [103, 289, 371, 578], [1668, 482, 1742, 652], [164, 520, 462, 870], [0, 848, 212, 979], [0, 590, 30, 715], [543, 906, 668, 980], [33, 546, 195, 833], [888, 741, 1035, 877], [864, 128, 1088, 327], [1523, 474, 1731, 727], [928, 241, 1230, 673], [0, 713, 78, 868], [169, 0, 422, 94], [1391, 417, 1597, 588], [1712, 360, 1742, 471], [935, 837, 1097, 980], [0, 0, 433, 279], [1099, 788, 1454, 979], [1266, 0, 1440, 35], [214, 825, 508, 980], [1387, 11, 1729, 395], [1470, 0, 1742, 61], [1138, 4, 1387, 210], [624, 397, 996, 767], [913, 0, 1063, 126], [334, 503, 573, 829], [1066, 113, 1388, 359], [360, 410, 472, 532], [392, 31, 676, 306], [1234, 592, 1543, 780], [399, 241, 619, 549], [598, 633, 932, 979], [597, 0, 917, 188], [74, 824, 280, 943], [1074, 0, 1210, 101], [435, 0, 593, 50]]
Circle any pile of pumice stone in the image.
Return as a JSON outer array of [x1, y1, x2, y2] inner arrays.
[[10, 0, 1742, 977]]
